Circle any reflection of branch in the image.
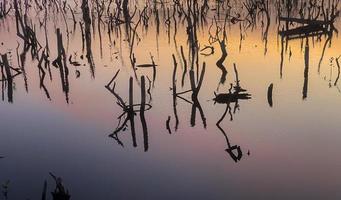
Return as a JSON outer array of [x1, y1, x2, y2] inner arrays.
[[216, 39, 228, 84], [146, 76, 152, 103], [214, 65, 251, 105], [335, 56, 341, 86], [180, 46, 187, 87], [166, 116, 172, 134], [172, 54, 179, 131], [216, 104, 243, 163], [140, 76, 149, 151], [37, 48, 51, 100], [106, 73, 151, 151], [280, 34, 284, 79], [129, 6, 148, 58], [260, 0, 270, 55], [82, 0, 95, 77], [135, 54, 157, 87], [170, 52, 207, 129], [190, 62, 207, 128], [52, 29, 69, 103], [318, 34, 332, 73], [1, 53, 22, 103], [1, 54, 17, 103], [303, 39, 309, 100], [105, 71, 129, 146], [16, 42, 29, 92], [105, 70, 126, 108], [213, 64, 251, 162], [200, 45, 214, 56], [128, 77, 137, 147], [267, 83, 274, 107]]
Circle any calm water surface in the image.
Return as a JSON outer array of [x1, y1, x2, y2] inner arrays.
[[0, 1, 341, 199]]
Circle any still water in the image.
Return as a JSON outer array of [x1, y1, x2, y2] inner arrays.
[[0, 0, 341, 199]]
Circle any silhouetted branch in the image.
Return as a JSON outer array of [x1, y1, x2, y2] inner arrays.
[[267, 83, 273, 107]]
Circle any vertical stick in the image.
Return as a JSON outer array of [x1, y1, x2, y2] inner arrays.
[[180, 45, 187, 87], [56, 28, 69, 103], [129, 77, 137, 147], [172, 54, 179, 131], [303, 39, 309, 99], [140, 76, 148, 151], [334, 56, 340, 86], [267, 83, 273, 107], [233, 63, 240, 87], [151, 56, 156, 88], [1, 60, 4, 101], [166, 116, 171, 134], [1, 54, 13, 103]]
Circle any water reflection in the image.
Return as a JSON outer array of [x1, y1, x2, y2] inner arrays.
[[52, 29, 70, 103], [0, 53, 22, 103], [0, 0, 339, 157], [0, 0, 341, 199], [2, 0, 339, 104], [1, 173, 71, 200], [214, 64, 251, 162], [106, 71, 151, 151], [49, 173, 71, 200]]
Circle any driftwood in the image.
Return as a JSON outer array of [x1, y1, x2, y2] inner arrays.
[[214, 92, 251, 104], [279, 14, 337, 40]]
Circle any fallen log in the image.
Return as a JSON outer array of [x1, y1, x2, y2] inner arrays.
[[279, 17, 333, 25], [279, 24, 326, 37]]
